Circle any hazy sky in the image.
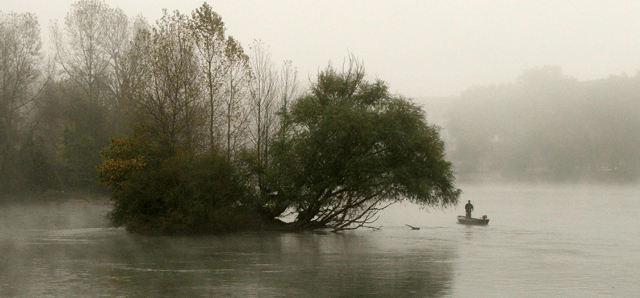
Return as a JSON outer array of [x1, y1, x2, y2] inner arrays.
[[4, 0, 640, 98]]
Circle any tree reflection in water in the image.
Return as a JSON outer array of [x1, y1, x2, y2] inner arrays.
[[1, 206, 456, 298]]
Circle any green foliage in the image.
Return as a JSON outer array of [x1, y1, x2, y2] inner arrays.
[[95, 3, 262, 234], [5, 2, 462, 234], [99, 128, 252, 234], [264, 60, 460, 230], [18, 136, 58, 191], [61, 98, 109, 189]]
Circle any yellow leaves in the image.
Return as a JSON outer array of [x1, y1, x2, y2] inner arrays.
[[97, 133, 149, 186], [100, 135, 139, 160], [97, 157, 146, 186]]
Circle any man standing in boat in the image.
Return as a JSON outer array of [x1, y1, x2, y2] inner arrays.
[[465, 200, 474, 218]]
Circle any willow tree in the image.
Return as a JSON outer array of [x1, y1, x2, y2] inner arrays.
[[263, 58, 460, 231]]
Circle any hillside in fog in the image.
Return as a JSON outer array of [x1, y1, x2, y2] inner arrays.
[[440, 66, 640, 183]]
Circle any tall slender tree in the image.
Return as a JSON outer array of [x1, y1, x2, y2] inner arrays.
[[126, 9, 204, 155], [114, 16, 150, 133], [100, 7, 133, 134], [247, 40, 279, 191], [189, 3, 227, 151], [222, 36, 250, 160], [278, 59, 299, 139]]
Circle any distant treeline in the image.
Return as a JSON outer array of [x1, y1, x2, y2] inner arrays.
[[445, 66, 640, 183]]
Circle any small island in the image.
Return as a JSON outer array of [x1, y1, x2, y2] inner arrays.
[[3, 1, 639, 236], [97, 52, 461, 234], [0, 2, 460, 235]]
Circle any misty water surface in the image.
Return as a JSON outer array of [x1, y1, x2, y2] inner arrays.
[[1, 184, 639, 297]]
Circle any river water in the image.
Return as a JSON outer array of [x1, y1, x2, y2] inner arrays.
[[1, 184, 638, 297]]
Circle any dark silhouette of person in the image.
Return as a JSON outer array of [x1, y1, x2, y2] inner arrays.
[[465, 200, 474, 218]]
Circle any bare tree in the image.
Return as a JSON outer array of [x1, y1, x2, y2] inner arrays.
[[189, 3, 227, 151], [114, 16, 150, 133], [278, 59, 299, 139], [51, 0, 112, 105], [126, 10, 204, 155], [247, 40, 281, 191], [100, 7, 133, 134], [0, 11, 43, 191], [51, 0, 142, 134], [222, 36, 250, 160]]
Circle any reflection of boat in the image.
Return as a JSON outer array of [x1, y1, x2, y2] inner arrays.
[[457, 215, 489, 226]]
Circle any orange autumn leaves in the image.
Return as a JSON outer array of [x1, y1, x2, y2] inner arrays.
[[97, 136, 146, 187]]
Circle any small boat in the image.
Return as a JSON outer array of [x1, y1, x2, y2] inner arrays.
[[457, 215, 489, 226]]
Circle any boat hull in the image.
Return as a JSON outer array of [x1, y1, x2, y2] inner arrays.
[[457, 216, 489, 226]]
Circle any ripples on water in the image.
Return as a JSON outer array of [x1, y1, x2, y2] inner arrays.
[[0, 185, 639, 297]]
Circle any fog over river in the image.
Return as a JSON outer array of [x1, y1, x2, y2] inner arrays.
[[1, 184, 639, 297]]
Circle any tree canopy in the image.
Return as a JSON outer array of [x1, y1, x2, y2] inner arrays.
[[3, 1, 461, 234], [96, 56, 461, 234], [261, 59, 460, 231]]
